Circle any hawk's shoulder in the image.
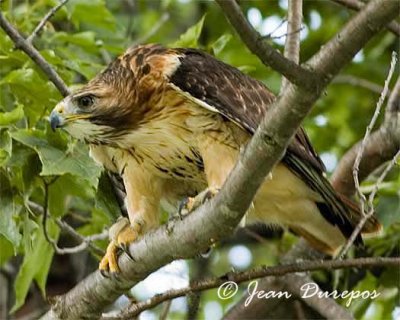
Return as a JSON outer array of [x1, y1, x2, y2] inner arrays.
[[168, 47, 325, 173]]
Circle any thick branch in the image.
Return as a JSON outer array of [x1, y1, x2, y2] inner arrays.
[[0, 11, 70, 97], [331, 0, 400, 36], [107, 257, 399, 319], [40, 1, 399, 318], [215, 0, 313, 87]]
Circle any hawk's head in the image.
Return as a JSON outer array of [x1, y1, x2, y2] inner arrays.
[[49, 58, 140, 145], [49, 44, 178, 145]]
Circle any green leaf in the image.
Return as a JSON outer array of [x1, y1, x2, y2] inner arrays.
[[0, 104, 24, 125], [11, 220, 59, 313], [0, 171, 22, 250], [0, 236, 15, 267], [10, 129, 101, 187], [173, 15, 206, 48], [68, 0, 116, 30], [52, 31, 98, 52], [211, 34, 232, 56], [49, 173, 94, 217], [0, 129, 12, 166]]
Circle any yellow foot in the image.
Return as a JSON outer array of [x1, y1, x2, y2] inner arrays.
[[99, 217, 141, 275], [178, 187, 220, 217]]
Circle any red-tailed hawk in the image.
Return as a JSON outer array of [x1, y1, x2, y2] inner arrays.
[[50, 44, 380, 273]]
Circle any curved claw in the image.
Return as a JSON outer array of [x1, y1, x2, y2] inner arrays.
[[99, 218, 141, 274], [178, 187, 220, 217]]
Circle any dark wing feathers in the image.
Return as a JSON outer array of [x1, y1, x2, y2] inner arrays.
[[171, 49, 325, 172], [169, 48, 363, 243], [171, 48, 272, 135]]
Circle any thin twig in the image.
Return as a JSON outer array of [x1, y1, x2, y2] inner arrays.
[[281, 0, 303, 92], [102, 257, 400, 319], [331, 0, 400, 36], [352, 52, 397, 208], [27, 0, 69, 44], [368, 149, 400, 207], [331, 75, 400, 196], [338, 52, 398, 258], [215, 0, 313, 87], [333, 75, 385, 95], [159, 300, 172, 320], [29, 200, 106, 256], [42, 177, 59, 248], [0, 11, 70, 96], [54, 219, 107, 255]]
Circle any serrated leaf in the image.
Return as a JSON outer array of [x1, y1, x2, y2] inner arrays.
[[0, 104, 24, 125], [11, 220, 59, 313], [173, 15, 206, 48], [10, 129, 101, 187], [211, 34, 232, 56]]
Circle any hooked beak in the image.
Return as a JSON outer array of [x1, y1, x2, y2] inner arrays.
[[49, 103, 65, 131]]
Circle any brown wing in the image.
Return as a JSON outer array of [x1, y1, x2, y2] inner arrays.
[[168, 48, 372, 242], [170, 48, 325, 172]]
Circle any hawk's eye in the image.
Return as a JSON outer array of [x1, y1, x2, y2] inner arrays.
[[77, 95, 95, 109]]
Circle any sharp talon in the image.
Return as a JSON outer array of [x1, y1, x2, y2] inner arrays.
[[98, 220, 141, 273], [121, 243, 134, 261], [110, 272, 122, 282], [200, 247, 213, 258], [100, 269, 110, 278], [178, 198, 189, 219]]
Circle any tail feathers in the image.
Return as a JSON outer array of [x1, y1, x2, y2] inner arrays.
[[283, 153, 382, 247], [336, 193, 382, 234]]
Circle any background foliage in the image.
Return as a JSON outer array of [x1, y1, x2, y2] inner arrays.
[[0, 0, 399, 319]]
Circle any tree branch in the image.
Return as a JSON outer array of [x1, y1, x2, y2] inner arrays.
[[332, 75, 400, 197], [336, 53, 398, 258], [0, 11, 70, 97], [27, 0, 69, 44], [281, 0, 303, 92], [28, 201, 106, 256], [104, 257, 399, 319], [215, 0, 313, 88], [39, 1, 399, 318], [333, 74, 385, 94], [331, 0, 400, 36]]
